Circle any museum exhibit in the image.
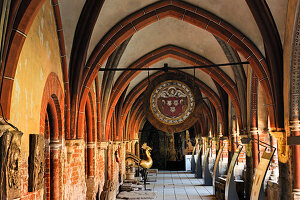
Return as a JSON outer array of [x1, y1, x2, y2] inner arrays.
[[0, 0, 300, 199]]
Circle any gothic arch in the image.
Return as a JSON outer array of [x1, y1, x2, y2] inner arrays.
[[107, 45, 240, 132], [40, 72, 64, 200], [79, 0, 276, 138]]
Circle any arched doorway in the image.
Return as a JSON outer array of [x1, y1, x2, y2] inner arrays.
[[44, 98, 61, 200]]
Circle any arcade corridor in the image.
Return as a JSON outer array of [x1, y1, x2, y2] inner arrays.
[[0, 0, 300, 200]]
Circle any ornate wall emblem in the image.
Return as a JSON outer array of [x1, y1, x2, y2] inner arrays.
[[144, 72, 202, 133], [150, 80, 194, 125]]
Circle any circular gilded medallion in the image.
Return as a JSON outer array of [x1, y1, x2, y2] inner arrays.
[[150, 80, 195, 125]]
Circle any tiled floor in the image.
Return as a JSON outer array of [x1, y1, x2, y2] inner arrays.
[[147, 171, 216, 200]]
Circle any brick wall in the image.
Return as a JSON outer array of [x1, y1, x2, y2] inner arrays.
[[63, 139, 87, 200], [20, 157, 44, 200], [18, 139, 129, 200]]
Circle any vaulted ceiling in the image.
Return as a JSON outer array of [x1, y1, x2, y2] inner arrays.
[[58, 0, 288, 133]]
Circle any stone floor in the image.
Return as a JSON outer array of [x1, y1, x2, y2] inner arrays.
[[146, 171, 216, 200]]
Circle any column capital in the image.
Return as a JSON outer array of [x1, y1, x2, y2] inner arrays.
[[87, 142, 95, 148], [292, 189, 300, 199], [290, 120, 300, 132], [50, 140, 61, 150]]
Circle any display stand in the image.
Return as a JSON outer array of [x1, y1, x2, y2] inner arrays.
[[185, 155, 192, 171], [195, 144, 203, 178], [191, 145, 196, 173], [213, 145, 224, 194], [250, 150, 275, 200], [225, 145, 243, 200], [202, 146, 212, 185]]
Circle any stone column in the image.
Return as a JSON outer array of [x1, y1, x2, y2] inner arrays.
[[50, 140, 61, 200]]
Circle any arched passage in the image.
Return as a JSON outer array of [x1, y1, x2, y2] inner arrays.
[[83, 92, 96, 179], [117, 70, 224, 140], [40, 73, 64, 200], [78, 0, 277, 140], [108, 45, 240, 133]]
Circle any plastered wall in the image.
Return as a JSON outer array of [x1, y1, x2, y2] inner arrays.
[[10, 0, 64, 158]]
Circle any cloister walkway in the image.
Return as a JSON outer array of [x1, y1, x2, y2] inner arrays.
[[148, 171, 216, 200]]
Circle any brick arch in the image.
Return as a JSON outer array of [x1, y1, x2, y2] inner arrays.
[[40, 72, 64, 200], [126, 101, 144, 140], [128, 99, 143, 140], [108, 45, 240, 127], [127, 92, 215, 139], [80, 0, 276, 135], [77, 89, 95, 139], [85, 92, 96, 142], [40, 73, 64, 139], [117, 71, 224, 141], [84, 92, 95, 177], [2, 0, 46, 119], [117, 70, 224, 140], [202, 101, 215, 136], [133, 110, 145, 139], [194, 120, 203, 138], [108, 46, 233, 135], [2, 0, 70, 137]]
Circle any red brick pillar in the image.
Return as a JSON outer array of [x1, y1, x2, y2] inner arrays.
[[290, 121, 300, 195], [87, 142, 95, 177], [290, 5, 300, 198], [250, 72, 259, 169], [50, 140, 60, 200], [107, 143, 112, 180]]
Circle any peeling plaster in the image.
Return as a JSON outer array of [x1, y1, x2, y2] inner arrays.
[[46, 41, 51, 59], [40, 68, 44, 80], [38, 26, 44, 45], [10, 0, 64, 155], [41, 17, 44, 29]]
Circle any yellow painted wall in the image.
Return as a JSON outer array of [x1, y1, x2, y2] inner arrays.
[[10, 0, 64, 157]]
